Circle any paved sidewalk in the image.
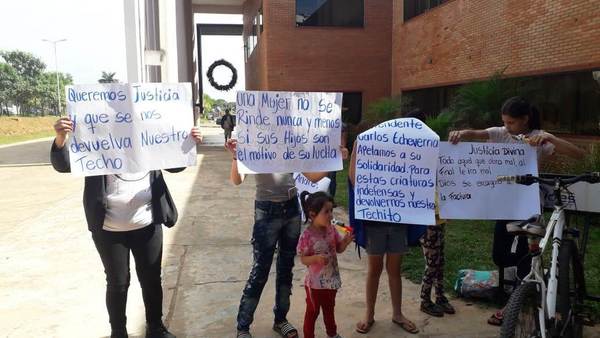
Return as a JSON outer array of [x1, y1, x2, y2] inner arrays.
[[7, 143, 598, 337]]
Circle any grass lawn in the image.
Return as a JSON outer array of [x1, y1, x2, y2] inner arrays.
[[334, 161, 600, 318], [0, 116, 56, 145]]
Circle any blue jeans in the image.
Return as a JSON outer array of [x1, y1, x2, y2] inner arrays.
[[237, 198, 301, 332]]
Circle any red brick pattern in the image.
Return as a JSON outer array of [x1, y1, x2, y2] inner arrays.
[[243, 0, 268, 90], [244, 0, 393, 114], [392, 0, 600, 92]]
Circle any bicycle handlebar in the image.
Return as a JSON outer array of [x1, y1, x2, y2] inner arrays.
[[497, 172, 600, 186]]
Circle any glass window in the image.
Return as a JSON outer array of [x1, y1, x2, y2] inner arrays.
[[342, 92, 362, 125], [296, 0, 364, 27], [404, 0, 448, 22], [402, 70, 600, 136], [259, 7, 264, 34], [245, 15, 259, 60]]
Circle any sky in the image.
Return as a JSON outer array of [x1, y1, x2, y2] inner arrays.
[[0, 1, 245, 102]]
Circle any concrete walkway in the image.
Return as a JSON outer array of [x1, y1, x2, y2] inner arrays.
[[1, 139, 596, 337]]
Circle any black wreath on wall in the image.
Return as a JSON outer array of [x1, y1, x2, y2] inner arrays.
[[206, 59, 238, 91]]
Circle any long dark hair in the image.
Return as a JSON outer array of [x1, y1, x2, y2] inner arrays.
[[501, 96, 541, 130], [300, 191, 333, 223], [404, 108, 426, 121]]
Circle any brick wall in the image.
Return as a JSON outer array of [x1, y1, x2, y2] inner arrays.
[[243, 0, 268, 90], [392, 0, 600, 92], [245, 0, 393, 115]]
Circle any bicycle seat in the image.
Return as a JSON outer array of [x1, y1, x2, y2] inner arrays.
[[506, 215, 545, 237]]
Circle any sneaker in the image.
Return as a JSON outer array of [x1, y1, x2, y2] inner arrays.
[[436, 297, 456, 314], [146, 323, 175, 338], [420, 300, 444, 317]]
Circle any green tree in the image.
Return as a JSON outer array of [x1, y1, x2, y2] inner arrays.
[[202, 93, 214, 117], [0, 50, 45, 82], [0, 50, 47, 114], [36, 72, 73, 115], [212, 98, 235, 115], [0, 63, 19, 115], [448, 69, 535, 129], [98, 71, 118, 83]]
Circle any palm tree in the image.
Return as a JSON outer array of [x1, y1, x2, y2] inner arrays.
[[98, 71, 118, 83]]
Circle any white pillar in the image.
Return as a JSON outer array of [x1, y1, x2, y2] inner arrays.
[[159, 0, 193, 83], [123, 0, 145, 83]]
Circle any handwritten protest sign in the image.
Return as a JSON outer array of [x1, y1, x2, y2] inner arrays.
[[66, 83, 196, 176], [234, 91, 342, 174], [437, 142, 539, 219], [541, 179, 600, 213], [354, 118, 439, 225], [294, 173, 331, 222]]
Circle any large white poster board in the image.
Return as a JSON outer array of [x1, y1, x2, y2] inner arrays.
[[354, 118, 439, 225], [66, 83, 196, 176], [234, 91, 343, 174], [437, 142, 540, 219]]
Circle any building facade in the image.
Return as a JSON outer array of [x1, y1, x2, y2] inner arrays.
[[242, 0, 599, 136], [125, 0, 600, 137]]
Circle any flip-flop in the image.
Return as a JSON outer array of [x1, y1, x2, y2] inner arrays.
[[392, 319, 419, 334], [356, 319, 375, 334], [272, 321, 298, 338]]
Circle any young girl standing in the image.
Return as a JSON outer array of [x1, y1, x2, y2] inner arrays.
[[297, 191, 354, 338], [449, 96, 586, 325]]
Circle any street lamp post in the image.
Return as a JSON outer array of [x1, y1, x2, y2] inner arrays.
[[42, 38, 66, 115]]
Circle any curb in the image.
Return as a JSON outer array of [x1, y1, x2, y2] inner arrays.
[[0, 137, 54, 149]]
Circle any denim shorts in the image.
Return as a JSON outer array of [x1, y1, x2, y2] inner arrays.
[[364, 221, 408, 255]]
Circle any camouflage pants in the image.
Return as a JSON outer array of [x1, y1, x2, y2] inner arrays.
[[420, 223, 446, 302]]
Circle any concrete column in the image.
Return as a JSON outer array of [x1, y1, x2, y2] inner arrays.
[[159, 0, 193, 84], [123, 0, 146, 82]]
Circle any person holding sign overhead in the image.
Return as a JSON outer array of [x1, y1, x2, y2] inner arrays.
[[404, 109, 455, 318], [51, 116, 203, 338], [349, 138, 420, 335], [448, 96, 586, 326], [225, 138, 328, 338]]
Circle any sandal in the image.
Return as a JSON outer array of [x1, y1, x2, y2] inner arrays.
[[392, 319, 419, 334], [355, 319, 375, 334], [487, 311, 503, 326], [236, 330, 252, 338], [273, 321, 298, 338]]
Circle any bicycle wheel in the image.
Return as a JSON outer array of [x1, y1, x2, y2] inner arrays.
[[554, 239, 584, 338], [500, 282, 541, 338]]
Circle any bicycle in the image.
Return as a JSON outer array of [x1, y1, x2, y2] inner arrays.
[[497, 172, 600, 338]]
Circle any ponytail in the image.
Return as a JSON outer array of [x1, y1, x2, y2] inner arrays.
[[300, 191, 333, 224]]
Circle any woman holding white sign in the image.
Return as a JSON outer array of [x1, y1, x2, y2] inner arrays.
[[448, 96, 586, 326], [225, 138, 328, 338], [51, 117, 203, 338]]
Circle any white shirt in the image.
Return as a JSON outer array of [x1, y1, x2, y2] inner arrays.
[[486, 126, 555, 160], [103, 172, 153, 232]]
